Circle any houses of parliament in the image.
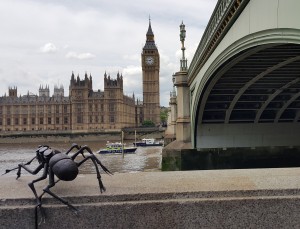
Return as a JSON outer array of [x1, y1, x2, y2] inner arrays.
[[0, 21, 160, 133]]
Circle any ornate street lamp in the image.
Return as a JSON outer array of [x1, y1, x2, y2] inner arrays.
[[170, 73, 176, 98], [180, 22, 187, 71]]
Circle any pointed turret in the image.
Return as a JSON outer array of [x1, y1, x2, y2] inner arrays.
[[39, 84, 50, 97], [144, 16, 157, 50], [8, 86, 17, 98], [146, 17, 154, 41]]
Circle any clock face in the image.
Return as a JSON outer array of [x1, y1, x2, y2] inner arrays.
[[145, 56, 154, 65]]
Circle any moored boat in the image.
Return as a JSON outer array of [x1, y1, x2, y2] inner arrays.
[[98, 142, 137, 154], [133, 138, 163, 147]]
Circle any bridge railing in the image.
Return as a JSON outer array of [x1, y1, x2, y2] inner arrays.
[[188, 0, 250, 81]]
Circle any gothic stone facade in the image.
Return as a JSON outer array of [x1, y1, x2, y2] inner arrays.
[[0, 72, 139, 133]]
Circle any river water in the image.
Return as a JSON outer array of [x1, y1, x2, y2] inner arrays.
[[0, 141, 162, 176]]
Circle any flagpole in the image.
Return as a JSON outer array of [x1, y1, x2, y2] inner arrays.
[[121, 131, 124, 158]]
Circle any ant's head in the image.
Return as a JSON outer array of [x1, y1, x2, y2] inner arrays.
[[44, 149, 56, 161], [36, 145, 50, 163], [43, 149, 62, 162]]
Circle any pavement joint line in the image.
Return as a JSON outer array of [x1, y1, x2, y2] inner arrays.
[[3, 194, 300, 211], [2, 189, 300, 208]]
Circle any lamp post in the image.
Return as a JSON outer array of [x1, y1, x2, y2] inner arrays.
[[175, 21, 190, 143], [180, 22, 187, 71], [170, 73, 176, 98], [162, 21, 191, 171]]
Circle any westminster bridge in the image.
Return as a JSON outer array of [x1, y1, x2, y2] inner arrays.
[[163, 0, 300, 170]]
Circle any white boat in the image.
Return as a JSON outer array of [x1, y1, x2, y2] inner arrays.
[[98, 142, 137, 154], [133, 138, 163, 147]]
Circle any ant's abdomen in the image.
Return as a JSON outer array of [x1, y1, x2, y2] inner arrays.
[[49, 154, 79, 181]]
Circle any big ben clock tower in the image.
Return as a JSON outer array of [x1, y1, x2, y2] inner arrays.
[[142, 19, 160, 125]]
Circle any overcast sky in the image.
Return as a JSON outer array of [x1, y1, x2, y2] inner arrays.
[[0, 0, 217, 106]]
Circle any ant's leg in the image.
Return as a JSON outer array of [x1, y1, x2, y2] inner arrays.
[[68, 146, 88, 160], [39, 179, 60, 199], [16, 162, 44, 179], [70, 145, 95, 160], [2, 156, 34, 176], [36, 177, 61, 225], [28, 163, 48, 206], [2, 156, 37, 176], [77, 155, 106, 192], [27, 163, 49, 225], [72, 146, 111, 175], [24, 156, 37, 166], [65, 143, 80, 155], [42, 170, 78, 212]]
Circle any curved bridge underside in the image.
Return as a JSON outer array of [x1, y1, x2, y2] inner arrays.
[[195, 43, 300, 149], [200, 44, 300, 124]]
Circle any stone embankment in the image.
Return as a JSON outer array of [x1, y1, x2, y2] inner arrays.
[[1, 168, 300, 228], [0, 128, 165, 144]]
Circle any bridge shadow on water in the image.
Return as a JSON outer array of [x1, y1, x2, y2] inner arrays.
[[181, 146, 300, 170]]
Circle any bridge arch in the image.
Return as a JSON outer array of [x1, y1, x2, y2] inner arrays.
[[192, 29, 300, 149]]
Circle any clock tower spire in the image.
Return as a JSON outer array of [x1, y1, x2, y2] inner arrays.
[[146, 16, 154, 41], [142, 18, 160, 125]]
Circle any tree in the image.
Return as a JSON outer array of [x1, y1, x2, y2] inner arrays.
[[142, 120, 155, 127], [160, 107, 168, 126]]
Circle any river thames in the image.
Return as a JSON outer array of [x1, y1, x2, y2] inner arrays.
[[0, 141, 162, 176]]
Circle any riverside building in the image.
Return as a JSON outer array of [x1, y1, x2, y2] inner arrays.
[[0, 72, 138, 133]]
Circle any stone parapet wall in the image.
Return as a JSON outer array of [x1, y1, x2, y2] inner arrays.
[[3, 191, 300, 229], [1, 169, 300, 228]]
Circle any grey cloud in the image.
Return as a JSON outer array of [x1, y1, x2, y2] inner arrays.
[[0, 0, 218, 106]]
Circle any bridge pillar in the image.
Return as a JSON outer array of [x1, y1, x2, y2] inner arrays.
[[174, 71, 191, 142], [164, 90, 177, 145], [162, 70, 193, 171]]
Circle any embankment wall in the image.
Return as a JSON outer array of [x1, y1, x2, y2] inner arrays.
[[0, 129, 165, 144]]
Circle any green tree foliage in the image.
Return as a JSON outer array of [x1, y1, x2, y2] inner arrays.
[[160, 107, 169, 127], [142, 120, 155, 127], [160, 109, 168, 123]]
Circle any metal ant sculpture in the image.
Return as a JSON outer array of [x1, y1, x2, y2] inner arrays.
[[2, 143, 111, 225]]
